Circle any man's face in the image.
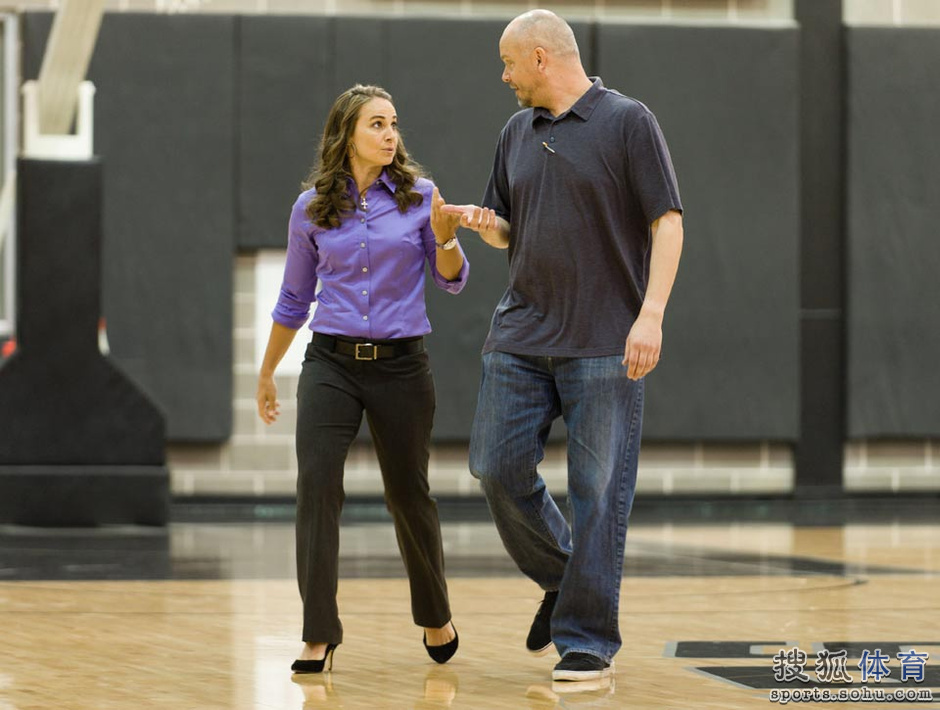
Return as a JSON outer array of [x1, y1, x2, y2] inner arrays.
[[499, 32, 540, 108]]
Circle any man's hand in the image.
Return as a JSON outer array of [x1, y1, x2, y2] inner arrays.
[[441, 203, 499, 232], [622, 312, 663, 380], [441, 203, 509, 248]]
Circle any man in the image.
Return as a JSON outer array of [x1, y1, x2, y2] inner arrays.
[[442, 9, 683, 682]]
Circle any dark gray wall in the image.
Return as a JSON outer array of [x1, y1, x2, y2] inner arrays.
[[237, 17, 800, 442], [20, 13, 806, 444], [846, 28, 940, 438], [795, 0, 845, 491], [237, 17, 527, 439], [238, 16, 334, 249], [24, 13, 235, 442], [598, 26, 801, 440]]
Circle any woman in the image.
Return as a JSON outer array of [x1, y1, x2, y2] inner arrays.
[[256, 84, 467, 673]]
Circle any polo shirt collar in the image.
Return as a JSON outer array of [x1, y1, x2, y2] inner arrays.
[[532, 76, 606, 124]]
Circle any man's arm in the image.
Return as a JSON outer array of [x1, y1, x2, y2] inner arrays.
[[623, 209, 683, 380], [441, 204, 511, 249]]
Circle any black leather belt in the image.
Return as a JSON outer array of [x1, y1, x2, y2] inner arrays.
[[312, 332, 424, 361]]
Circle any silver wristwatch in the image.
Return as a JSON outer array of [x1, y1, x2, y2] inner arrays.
[[436, 236, 459, 250]]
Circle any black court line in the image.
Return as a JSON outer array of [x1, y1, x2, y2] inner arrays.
[[0, 522, 933, 581]]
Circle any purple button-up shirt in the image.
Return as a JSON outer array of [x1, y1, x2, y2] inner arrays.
[[272, 173, 469, 339]]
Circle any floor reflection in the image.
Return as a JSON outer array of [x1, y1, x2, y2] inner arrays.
[[2, 498, 938, 710], [291, 673, 336, 708], [290, 666, 462, 710], [526, 676, 616, 708], [287, 667, 622, 710]]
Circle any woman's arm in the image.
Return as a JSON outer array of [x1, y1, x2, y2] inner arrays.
[[256, 322, 300, 424]]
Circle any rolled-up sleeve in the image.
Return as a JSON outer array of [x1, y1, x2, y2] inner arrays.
[[271, 198, 319, 329], [422, 217, 469, 294]]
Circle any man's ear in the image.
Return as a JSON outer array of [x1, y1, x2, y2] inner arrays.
[[534, 47, 546, 69]]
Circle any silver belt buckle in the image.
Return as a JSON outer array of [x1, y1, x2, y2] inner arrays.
[[355, 343, 378, 360]]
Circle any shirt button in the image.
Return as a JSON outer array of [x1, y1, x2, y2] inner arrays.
[[362, 267, 368, 273], [362, 290, 368, 295], [550, 136, 556, 143], [360, 242, 366, 248], [362, 315, 368, 321], [360, 218, 365, 224]]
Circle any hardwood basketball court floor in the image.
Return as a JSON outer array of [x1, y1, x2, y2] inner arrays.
[[2, 498, 938, 709]]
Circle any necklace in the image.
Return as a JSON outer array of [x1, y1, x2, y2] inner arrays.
[[360, 187, 369, 212]]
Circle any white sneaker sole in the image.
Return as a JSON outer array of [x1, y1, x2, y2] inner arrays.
[[552, 661, 614, 682]]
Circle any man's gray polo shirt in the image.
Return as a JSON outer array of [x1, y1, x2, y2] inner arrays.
[[481, 77, 682, 357]]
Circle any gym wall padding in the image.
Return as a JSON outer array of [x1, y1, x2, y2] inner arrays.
[[23, 12, 234, 442], [0, 159, 164, 465], [0, 160, 168, 526], [19, 13, 803, 445], [597, 25, 801, 441], [236, 17, 567, 439], [383, 19, 591, 440], [238, 15, 334, 250], [845, 29, 940, 438]]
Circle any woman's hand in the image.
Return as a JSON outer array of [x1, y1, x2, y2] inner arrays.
[[257, 374, 280, 424], [430, 186, 461, 245]]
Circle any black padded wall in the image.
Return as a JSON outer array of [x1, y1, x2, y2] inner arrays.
[[238, 16, 334, 249], [794, 0, 845, 492], [23, 13, 235, 442], [384, 19, 591, 440], [240, 18, 801, 441], [236, 17, 573, 439], [0, 160, 168, 526], [0, 160, 164, 465], [597, 25, 801, 440], [16, 13, 805, 446], [846, 29, 940, 438]]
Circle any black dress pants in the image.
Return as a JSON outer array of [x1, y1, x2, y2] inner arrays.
[[295, 336, 451, 643]]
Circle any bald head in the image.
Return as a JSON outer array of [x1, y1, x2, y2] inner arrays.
[[502, 9, 580, 61], [498, 9, 591, 114]]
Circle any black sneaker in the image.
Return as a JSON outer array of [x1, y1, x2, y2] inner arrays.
[[552, 652, 614, 682], [526, 590, 559, 655]]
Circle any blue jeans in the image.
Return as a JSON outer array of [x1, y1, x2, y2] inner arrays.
[[469, 351, 644, 663]]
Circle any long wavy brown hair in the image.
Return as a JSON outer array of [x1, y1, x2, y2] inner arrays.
[[302, 85, 426, 229]]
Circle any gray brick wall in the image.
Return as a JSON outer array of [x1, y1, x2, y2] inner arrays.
[[16, 0, 940, 25], [166, 255, 940, 496], [18, 0, 940, 26], [17, 0, 796, 21]]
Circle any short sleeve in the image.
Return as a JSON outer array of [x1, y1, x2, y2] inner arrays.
[[627, 110, 683, 225], [482, 129, 511, 222]]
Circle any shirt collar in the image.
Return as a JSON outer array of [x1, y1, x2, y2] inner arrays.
[[375, 169, 396, 194], [346, 169, 397, 196], [532, 76, 606, 124]]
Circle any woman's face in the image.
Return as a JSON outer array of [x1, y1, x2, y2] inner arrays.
[[348, 97, 398, 172]]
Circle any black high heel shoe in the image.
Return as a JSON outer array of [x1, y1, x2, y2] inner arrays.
[[291, 643, 338, 674], [423, 625, 459, 664]]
